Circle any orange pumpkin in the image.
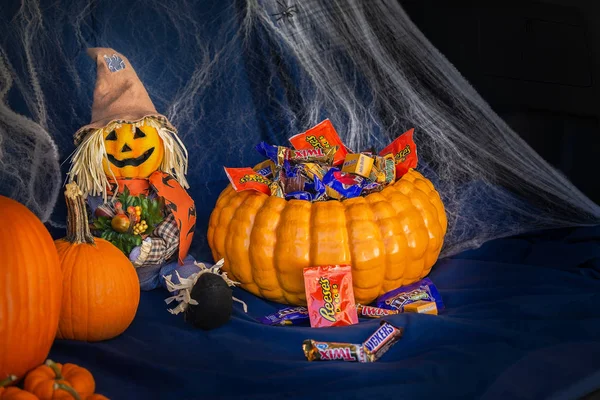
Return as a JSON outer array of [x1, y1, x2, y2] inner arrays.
[[102, 123, 164, 179], [0, 376, 38, 400], [208, 169, 447, 305], [24, 360, 94, 400], [54, 183, 140, 341], [0, 197, 62, 383]]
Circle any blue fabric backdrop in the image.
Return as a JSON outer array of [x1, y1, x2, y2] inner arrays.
[[49, 226, 600, 399], [2, 1, 600, 398]]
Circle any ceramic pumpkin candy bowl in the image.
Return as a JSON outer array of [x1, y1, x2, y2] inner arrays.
[[208, 126, 447, 306]]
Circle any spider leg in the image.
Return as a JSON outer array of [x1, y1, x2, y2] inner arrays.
[[276, 0, 286, 9]]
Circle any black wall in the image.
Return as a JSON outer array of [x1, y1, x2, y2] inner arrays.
[[402, 0, 600, 204]]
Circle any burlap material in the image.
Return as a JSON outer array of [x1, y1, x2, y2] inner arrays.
[[74, 48, 176, 145]]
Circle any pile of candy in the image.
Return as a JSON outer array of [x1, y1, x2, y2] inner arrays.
[[259, 265, 445, 363], [224, 120, 418, 201]]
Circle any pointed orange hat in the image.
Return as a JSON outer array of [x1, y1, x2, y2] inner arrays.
[[74, 48, 176, 145]]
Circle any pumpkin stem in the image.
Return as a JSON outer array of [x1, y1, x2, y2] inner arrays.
[[64, 182, 95, 245], [45, 359, 64, 380], [54, 382, 82, 400], [0, 375, 17, 387]]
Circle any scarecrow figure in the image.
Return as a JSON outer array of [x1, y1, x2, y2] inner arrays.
[[67, 48, 235, 329]]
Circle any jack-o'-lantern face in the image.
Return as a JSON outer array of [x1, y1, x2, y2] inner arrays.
[[102, 123, 164, 179]]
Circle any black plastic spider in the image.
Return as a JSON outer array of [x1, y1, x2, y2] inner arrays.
[[272, 0, 298, 24]]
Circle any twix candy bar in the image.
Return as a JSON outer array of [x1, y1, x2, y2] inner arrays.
[[289, 119, 349, 166]]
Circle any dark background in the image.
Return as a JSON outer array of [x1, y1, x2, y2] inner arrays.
[[402, 0, 600, 205]]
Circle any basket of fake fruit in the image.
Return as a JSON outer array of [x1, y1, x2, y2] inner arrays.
[[208, 120, 447, 306]]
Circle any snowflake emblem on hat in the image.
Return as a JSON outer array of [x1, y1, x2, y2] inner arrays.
[[103, 54, 125, 72]]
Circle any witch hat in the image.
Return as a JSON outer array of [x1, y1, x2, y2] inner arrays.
[[74, 48, 176, 145]]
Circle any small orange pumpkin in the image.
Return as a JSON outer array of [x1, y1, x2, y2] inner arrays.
[[0, 196, 62, 383], [24, 360, 94, 400], [208, 169, 447, 305], [54, 183, 140, 341], [0, 376, 38, 400]]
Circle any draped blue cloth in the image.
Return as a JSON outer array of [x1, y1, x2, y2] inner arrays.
[[1, 0, 599, 398]]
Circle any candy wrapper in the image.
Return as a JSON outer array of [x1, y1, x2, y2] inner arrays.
[[357, 304, 399, 318], [379, 128, 418, 179], [289, 119, 349, 166], [260, 306, 310, 326], [303, 265, 359, 328], [303, 340, 367, 362], [224, 167, 271, 195], [322, 168, 364, 200], [376, 278, 444, 313], [227, 121, 419, 202], [302, 320, 404, 362], [362, 321, 404, 362]]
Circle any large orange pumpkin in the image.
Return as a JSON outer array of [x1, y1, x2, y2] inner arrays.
[[208, 169, 447, 305], [54, 183, 140, 341], [0, 197, 62, 382]]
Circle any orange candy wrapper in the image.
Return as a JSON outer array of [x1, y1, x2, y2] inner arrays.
[[224, 167, 271, 195], [378, 128, 418, 178], [289, 119, 349, 166], [303, 265, 359, 328]]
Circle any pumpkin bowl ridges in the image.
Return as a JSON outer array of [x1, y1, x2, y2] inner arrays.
[[208, 169, 447, 306], [0, 196, 63, 382]]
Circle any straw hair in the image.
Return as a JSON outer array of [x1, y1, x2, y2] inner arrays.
[[68, 117, 189, 202]]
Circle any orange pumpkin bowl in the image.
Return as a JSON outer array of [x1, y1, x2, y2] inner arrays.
[[207, 169, 447, 306]]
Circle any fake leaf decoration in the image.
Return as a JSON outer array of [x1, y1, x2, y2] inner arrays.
[[91, 186, 164, 255]]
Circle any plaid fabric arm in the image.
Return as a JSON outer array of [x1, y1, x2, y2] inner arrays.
[[133, 213, 180, 267]]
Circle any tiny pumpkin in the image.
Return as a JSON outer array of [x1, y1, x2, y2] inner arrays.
[[102, 123, 164, 179], [0, 196, 62, 383], [0, 376, 38, 400], [208, 169, 447, 305], [54, 183, 140, 341], [24, 360, 94, 400]]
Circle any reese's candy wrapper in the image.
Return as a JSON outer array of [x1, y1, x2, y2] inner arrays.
[[362, 321, 404, 362], [376, 278, 444, 313], [303, 265, 359, 328], [322, 167, 364, 200], [357, 304, 399, 319], [289, 119, 349, 166], [379, 128, 418, 178], [224, 167, 271, 195], [303, 340, 368, 362], [260, 306, 309, 326]]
